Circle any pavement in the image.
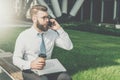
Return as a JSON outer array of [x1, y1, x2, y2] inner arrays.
[[0, 20, 32, 27], [0, 49, 12, 58]]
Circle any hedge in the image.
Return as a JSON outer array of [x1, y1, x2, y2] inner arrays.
[[62, 22, 120, 36]]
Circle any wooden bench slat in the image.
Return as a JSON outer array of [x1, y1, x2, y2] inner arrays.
[[0, 56, 23, 80]]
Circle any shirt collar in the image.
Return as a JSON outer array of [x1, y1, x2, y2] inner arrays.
[[31, 26, 47, 36]]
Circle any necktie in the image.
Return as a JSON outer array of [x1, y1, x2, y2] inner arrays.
[[39, 33, 46, 58]]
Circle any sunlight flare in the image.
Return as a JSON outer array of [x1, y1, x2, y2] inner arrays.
[[0, 0, 15, 27]]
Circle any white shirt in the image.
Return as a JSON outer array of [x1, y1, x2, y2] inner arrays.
[[13, 26, 73, 70]]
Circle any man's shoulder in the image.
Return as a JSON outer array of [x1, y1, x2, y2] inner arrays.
[[47, 29, 58, 35], [20, 28, 31, 35], [18, 28, 31, 38]]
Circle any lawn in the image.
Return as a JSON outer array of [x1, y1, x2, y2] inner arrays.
[[0, 27, 120, 80]]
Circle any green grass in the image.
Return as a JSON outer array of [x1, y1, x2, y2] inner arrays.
[[0, 27, 28, 52], [0, 27, 120, 80]]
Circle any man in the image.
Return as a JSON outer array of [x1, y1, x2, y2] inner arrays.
[[13, 5, 73, 80]]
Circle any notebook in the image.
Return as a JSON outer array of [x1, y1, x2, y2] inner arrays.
[[32, 58, 66, 75]]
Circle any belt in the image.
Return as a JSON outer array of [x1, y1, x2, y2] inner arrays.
[[22, 69, 33, 73]]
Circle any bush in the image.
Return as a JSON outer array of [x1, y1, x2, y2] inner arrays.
[[62, 22, 120, 36]]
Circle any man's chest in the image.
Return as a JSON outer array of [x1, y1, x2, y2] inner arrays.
[[24, 37, 55, 52]]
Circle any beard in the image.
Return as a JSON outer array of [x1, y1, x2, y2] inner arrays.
[[36, 20, 49, 31]]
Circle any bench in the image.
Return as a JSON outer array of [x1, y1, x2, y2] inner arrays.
[[0, 49, 23, 80]]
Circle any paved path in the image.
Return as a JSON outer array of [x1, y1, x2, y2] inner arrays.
[[0, 20, 32, 27], [0, 49, 12, 58]]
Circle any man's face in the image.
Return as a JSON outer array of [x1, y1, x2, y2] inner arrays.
[[36, 11, 49, 31]]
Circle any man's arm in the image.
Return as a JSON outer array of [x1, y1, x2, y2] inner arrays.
[[13, 35, 31, 70], [49, 19, 73, 50], [13, 34, 46, 70], [55, 28, 73, 50]]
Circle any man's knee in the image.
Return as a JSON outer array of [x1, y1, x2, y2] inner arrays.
[[22, 72, 48, 80], [40, 76, 48, 80], [57, 72, 72, 80]]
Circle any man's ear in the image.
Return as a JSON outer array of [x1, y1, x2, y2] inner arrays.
[[32, 16, 37, 23]]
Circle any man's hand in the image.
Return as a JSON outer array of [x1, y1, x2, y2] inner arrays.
[[30, 57, 46, 70], [49, 19, 61, 30]]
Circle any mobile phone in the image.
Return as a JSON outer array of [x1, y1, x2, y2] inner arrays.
[[48, 21, 53, 27]]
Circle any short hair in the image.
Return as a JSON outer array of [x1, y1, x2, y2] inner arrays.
[[30, 5, 48, 18]]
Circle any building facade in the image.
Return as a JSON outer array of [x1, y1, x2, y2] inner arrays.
[[12, 0, 120, 24]]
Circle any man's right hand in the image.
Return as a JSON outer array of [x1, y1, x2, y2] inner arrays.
[[30, 57, 46, 70]]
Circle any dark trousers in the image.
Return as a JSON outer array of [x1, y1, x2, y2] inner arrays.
[[22, 70, 72, 80]]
